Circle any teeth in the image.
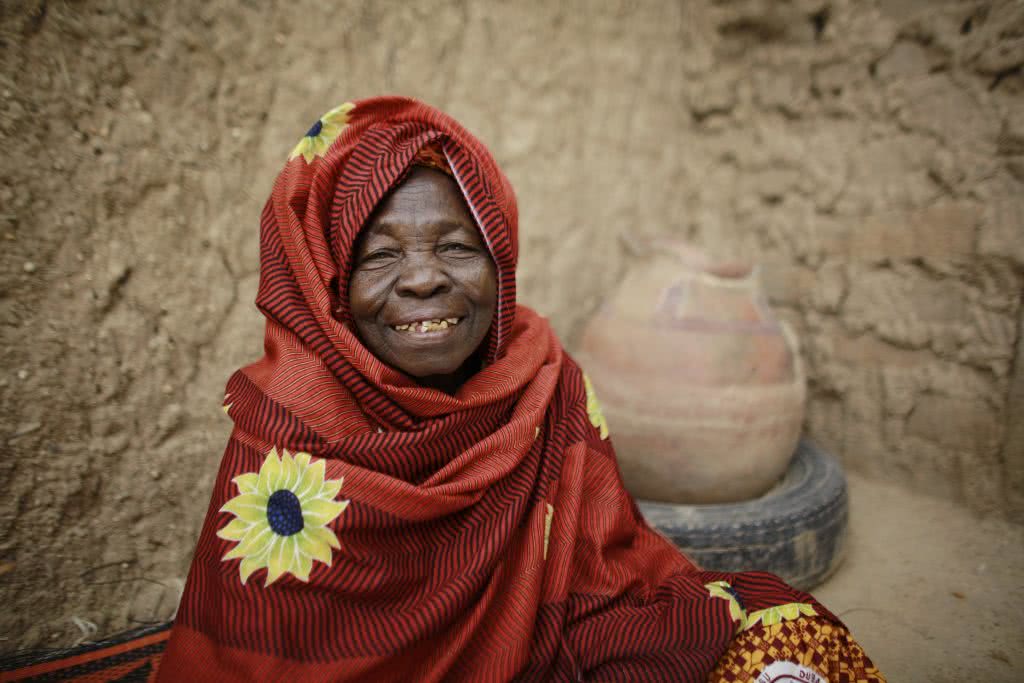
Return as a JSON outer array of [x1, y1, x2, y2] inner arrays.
[[393, 317, 461, 332]]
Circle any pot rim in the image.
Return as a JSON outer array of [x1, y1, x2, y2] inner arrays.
[[621, 235, 756, 282]]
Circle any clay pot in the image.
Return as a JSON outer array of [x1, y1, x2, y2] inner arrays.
[[577, 241, 806, 504]]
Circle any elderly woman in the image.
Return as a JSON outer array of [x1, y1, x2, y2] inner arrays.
[[157, 97, 883, 682]]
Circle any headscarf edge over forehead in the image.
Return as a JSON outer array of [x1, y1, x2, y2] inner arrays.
[[262, 96, 518, 367]]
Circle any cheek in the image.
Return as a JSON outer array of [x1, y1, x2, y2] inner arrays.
[[483, 262, 499, 306], [469, 262, 498, 319], [348, 272, 388, 318]]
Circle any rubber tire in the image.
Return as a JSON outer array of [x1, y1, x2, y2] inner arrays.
[[637, 439, 847, 591]]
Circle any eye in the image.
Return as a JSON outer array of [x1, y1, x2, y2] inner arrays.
[[439, 242, 477, 256], [358, 249, 400, 268]]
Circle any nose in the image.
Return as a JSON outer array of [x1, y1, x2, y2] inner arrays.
[[394, 254, 451, 299]]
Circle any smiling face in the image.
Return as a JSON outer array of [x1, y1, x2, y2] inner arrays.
[[348, 167, 498, 387]]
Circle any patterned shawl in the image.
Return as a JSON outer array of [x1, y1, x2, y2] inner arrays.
[[157, 96, 883, 682]]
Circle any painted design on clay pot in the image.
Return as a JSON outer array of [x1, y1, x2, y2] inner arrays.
[[577, 241, 806, 504]]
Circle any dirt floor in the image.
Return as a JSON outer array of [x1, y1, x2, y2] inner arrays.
[[816, 472, 1024, 682]]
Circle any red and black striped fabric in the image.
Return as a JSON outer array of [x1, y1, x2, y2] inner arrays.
[[156, 96, 882, 682]]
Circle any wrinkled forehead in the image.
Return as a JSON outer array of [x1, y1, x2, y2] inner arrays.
[[354, 166, 484, 249], [335, 141, 503, 266]]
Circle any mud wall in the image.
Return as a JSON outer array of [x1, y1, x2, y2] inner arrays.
[[1, 0, 1021, 650]]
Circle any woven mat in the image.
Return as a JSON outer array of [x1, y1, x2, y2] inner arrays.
[[0, 622, 170, 682]]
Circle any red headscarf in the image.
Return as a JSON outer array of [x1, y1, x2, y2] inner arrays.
[[157, 97, 883, 682]]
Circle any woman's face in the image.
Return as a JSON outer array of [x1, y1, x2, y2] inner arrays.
[[348, 167, 497, 382]]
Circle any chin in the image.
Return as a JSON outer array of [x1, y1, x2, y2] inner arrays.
[[401, 360, 465, 378]]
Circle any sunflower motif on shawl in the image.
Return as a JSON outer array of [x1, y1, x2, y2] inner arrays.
[[289, 102, 355, 163], [217, 448, 348, 586]]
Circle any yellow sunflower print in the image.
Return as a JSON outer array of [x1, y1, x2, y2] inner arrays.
[[745, 602, 818, 629], [543, 503, 555, 560], [217, 447, 349, 586], [705, 581, 749, 630], [289, 102, 355, 163], [583, 373, 610, 440]]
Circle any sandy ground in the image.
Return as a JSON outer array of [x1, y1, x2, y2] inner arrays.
[[815, 473, 1024, 682]]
